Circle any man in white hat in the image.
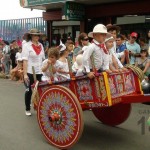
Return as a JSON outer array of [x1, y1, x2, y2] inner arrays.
[[83, 24, 111, 79]]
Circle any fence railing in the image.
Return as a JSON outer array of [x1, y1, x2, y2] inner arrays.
[[0, 17, 46, 42]]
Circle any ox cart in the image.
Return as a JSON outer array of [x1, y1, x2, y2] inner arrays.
[[32, 68, 150, 149]]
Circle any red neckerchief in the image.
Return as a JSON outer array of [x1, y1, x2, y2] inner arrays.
[[32, 44, 42, 55], [92, 40, 108, 54]]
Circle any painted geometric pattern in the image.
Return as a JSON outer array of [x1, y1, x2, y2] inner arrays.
[[39, 92, 79, 144], [76, 79, 93, 100], [99, 76, 107, 101], [109, 73, 135, 98]]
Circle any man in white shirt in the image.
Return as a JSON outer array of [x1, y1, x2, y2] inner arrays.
[[83, 24, 111, 79]]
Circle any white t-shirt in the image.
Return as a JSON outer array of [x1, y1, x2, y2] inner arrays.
[[42, 59, 62, 80], [57, 59, 70, 79], [22, 41, 45, 74], [15, 52, 22, 60]]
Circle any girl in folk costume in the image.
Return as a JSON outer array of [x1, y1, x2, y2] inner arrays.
[[105, 33, 126, 72], [22, 28, 45, 116], [57, 41, 70, 80], [106, 24, 129, 65], [83, 24, 112, 79]]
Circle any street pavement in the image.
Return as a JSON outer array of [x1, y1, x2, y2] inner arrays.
[[0, 78, 150, 150]]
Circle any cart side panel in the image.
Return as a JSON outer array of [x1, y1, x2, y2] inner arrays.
[[70, 75, 111, 109]]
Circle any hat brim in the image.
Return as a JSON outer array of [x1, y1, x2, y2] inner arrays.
[[88, 31, 108, 38], [107, 25, 121, 32], [28, 32, 43, 35]]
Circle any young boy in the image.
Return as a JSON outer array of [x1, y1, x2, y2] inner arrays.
[[41, 47, 60, 81], [83, 24, 111, 79]]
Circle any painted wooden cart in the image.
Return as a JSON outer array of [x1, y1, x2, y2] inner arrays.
[[32, 70, 150, 149]]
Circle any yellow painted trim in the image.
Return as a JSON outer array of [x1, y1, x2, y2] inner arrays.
[[103, 72, 112, 106], [138, 78, 143, 94]]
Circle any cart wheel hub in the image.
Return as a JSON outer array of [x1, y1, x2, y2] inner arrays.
[[49, 112, 61, 123]]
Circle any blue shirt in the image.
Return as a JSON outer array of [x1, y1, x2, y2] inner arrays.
[[126, 41, 141, 64], [116, 42, 127, 53]]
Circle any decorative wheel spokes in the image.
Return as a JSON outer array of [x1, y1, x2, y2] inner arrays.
[[37, 85, 84, 149]]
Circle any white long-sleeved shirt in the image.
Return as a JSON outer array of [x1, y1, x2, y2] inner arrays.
[[22, 41, 45, 74], [82, 39, 109, 72], [109, 47, 123, 68]]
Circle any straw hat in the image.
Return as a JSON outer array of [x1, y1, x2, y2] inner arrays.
[[88, 24, 107, 38], [28, 28, 43, 35]]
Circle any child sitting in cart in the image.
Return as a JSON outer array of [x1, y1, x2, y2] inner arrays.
[[72, 46, 88, 77], [57, 41, 70, 80], [83, 24, 112, 79], [41, 47, 70, 82], [105, 33, 126, 73]]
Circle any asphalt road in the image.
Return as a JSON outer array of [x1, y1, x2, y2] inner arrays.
[[0, 79, 150, 150]]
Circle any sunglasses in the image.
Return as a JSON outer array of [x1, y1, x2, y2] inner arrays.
[[83, 38, 89, 41]]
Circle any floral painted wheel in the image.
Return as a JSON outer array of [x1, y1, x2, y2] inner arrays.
[[37, 85, 84, 149], [92, 103, 131, 126]]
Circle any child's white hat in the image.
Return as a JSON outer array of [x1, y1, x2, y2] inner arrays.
[[88, 24, 107, 38], [105, 33, 114, 42], [59, 40, 66, 52]]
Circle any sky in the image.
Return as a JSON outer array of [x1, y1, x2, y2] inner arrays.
[[0, 0, 43, 20]]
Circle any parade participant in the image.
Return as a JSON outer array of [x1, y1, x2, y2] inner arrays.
[[83, 24, 112, 79], [106, 24, 126, 60], [58, 41, 70, 80], [107, 24, 128, 69], [22, 28, 45, 116], [126, 32, 141, 65], [41, 47, 60, 81], [105, 33, 119, 73], [72, 54, 86, 77]]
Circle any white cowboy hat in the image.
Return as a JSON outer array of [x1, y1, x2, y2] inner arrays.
[[88, 24, 108, 38]]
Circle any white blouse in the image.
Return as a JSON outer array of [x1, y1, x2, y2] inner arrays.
[[22, 41, 45, 74]]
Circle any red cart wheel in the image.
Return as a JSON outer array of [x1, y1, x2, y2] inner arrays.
[[92, 103, 131, 126], [37, 85, 84, 149]]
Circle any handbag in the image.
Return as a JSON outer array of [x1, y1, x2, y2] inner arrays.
[[137, 58, 148, 70]]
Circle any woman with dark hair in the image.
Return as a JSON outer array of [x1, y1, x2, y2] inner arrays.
[[135, 49, 150, 76], [73, 32, 90, 61], [22, 28, 45, 116]]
